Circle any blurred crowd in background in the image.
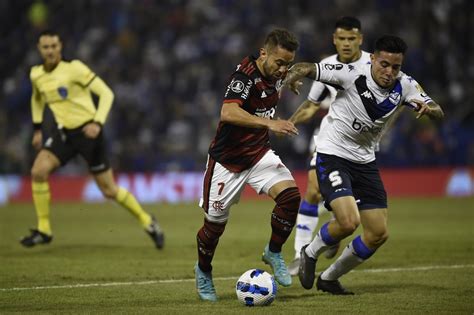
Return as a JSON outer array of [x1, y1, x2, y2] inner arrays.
[[1, 0, 473, 175]]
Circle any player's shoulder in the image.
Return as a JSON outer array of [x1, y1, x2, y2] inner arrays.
[[398, 71, 419, 86], [30, 64, 44, 80], [319, 54, 339, 63], [235, 56, 258, 77], [69, 59, 92, 71], [358, 51, 372, 65]]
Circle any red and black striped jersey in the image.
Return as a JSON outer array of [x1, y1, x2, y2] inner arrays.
[[208, 55, 285, 172]]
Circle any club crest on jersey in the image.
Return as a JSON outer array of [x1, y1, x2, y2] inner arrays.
[[230, 80, 245, 93], [57, 86, 68, 99], [389, 91, 401, 105]]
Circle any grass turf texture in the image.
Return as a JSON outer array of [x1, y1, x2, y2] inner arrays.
[[1, 197, 473, 314]]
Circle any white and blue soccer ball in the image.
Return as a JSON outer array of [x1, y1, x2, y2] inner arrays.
[[236, 269, 277, 306]]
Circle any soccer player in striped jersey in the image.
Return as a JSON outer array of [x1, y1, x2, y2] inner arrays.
[[20, 30, 164, 249], [288, 16, 371, 276], [195, 29, 301, 301], [285, 35, 444, 294]]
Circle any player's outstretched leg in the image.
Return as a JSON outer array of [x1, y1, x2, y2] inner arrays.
[[264, 186, 300, 286], [318, 235, 377, 295], [299, 222, 342, 288], [194, 262, 217, 301], [289, 200, 319, 276]]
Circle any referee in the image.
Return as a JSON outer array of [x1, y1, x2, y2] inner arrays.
[[21, 30, 164, 249]]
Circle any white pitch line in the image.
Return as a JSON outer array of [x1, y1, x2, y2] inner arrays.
[[1, 264, 473, 292]]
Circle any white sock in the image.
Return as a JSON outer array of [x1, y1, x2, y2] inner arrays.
[[320, 242, 364, 281], [294, 213, 319, 258], [305, 232, 329, 259]]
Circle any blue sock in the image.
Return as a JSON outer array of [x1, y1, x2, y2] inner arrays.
[[299, 200, 319, 217], [319, 222, 338, 246], [352, 235, 375, 259]]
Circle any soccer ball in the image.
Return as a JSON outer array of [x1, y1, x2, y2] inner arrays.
[[235, 269, 277, 306]]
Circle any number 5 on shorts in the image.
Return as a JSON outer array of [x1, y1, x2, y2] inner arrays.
[[329, 171, 342, 187]]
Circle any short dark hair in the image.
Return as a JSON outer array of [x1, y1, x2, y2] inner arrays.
[[38, 29, 61, 42], [374, 35, 407, 54], [264, 28, 299, 52], [335, 16, 362, 31]]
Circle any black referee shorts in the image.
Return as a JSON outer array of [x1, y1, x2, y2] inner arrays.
[[43, 124, 110, 174], [315, 152, 387, 211]]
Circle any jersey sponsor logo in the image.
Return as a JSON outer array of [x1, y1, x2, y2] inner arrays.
[[389, 91, 401, 105], [361, 90, 373, 99], [261, 90, 267, 98], [242, 79, 252, 99], [255, 107, 275, 119], [351, 117, 382, 134], [324, 64, 343, 70], [57, 86, 68, 99], [230, 80, 245, 93], [348, 65, 355, 72]]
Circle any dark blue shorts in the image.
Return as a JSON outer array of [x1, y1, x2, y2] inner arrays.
[[315, 152, 387, 211]]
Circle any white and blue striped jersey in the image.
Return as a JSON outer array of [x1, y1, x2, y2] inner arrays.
[[315, 62, 433, 163]]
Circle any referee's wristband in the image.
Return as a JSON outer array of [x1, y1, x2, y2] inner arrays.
[[33, 123, 42, 130]]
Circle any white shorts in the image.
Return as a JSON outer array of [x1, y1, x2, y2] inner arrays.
[[199, 150, 294, 223]]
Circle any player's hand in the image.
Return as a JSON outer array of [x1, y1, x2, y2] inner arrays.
[[409, 99, 431, 119], [82, 122, 101, 139], [284, 79, 303, 95], [268, 119, 299, 137], [31, 130, 42, 151]]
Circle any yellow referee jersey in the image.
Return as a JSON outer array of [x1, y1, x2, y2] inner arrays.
[[30, 60, 114, 129]]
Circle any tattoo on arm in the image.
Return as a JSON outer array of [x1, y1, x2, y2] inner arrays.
[[286, 63, 317, 83]]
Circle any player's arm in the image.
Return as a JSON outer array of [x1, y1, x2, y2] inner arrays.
[[284, 63, 317, 95], [289, 99, 320, 125], [410, 100, 444, 121], [30, 81, 45, 150], [82, 76, 114, 138], [221, 103, 298, 136], [88, 76, 114, 126], [403, 77, 444, 121], [289, 81, 329, 125]]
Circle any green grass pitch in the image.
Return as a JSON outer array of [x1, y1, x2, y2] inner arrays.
[[1, 197, 473, 314]]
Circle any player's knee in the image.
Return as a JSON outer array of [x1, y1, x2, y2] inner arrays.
[[31, 164, 49, 182], [338, 218, 360, 235], [275, 187, 301, 216]]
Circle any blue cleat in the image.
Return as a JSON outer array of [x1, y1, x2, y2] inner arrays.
[[194, 262, 217, 302], [262, 245, 292, 287]]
